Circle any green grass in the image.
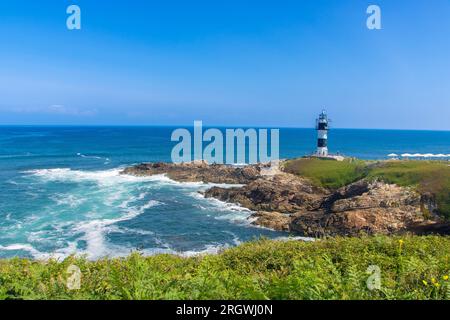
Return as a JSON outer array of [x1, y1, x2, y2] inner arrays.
[[283, 158, 450, 218], [1, 236, 449, 300], [283, 158, 368, 189]]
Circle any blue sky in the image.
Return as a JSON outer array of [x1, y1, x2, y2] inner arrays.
[[0, 0, 449, 129]]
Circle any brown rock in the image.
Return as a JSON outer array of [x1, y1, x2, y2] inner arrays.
[[204, 173, 327, 213], [121, 161, 447, 236], [290, 180, 427, 237], [121, 161, 261, 184], [250, 211, 291, 232]]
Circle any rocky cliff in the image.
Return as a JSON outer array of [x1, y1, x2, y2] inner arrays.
[[290, 180, 429, 236], [122, 161, 445, 236]]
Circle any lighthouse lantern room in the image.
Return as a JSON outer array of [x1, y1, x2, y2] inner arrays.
[[316, 110, 329, 157]]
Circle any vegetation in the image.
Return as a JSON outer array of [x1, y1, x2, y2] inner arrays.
[[283, 158, 368, 189], [283, 158, 450, 218], [367, 161, 450, 217], [1, 160, 448, 300], [0, 236, 449, 300]]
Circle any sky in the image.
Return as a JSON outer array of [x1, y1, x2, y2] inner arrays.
[[0, 0, 449, 129]]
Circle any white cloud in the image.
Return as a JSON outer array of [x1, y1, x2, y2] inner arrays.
[[11, 105, 98, 116]]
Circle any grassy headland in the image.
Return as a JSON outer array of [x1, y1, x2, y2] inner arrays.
[[0, 236, 449, 300], [283, 159, 450, 218]]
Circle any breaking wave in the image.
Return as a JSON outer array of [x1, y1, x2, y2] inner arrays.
[[388, 153, 450, 158], [0, 167, 286, 260]]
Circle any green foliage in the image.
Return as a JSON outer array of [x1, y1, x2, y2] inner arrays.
[[283, 158, 450, 218], [0, 236, 449, 300]]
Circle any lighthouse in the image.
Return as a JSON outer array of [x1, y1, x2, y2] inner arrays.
[[316, 110, 329, 157]]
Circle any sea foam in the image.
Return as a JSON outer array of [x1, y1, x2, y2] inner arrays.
[[0, 167, 284, 260]]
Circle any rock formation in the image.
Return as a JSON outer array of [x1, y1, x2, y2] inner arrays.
[[122, 161, 261, 184], [290, 180, 429, 236], [122, 161, 444, 236]]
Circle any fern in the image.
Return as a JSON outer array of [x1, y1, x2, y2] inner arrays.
[[0, 235, 449, 300]]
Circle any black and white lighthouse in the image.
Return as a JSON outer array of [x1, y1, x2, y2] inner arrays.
[[315, 110, 329, 157]]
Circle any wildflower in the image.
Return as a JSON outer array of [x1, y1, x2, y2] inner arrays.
[[422, 280, 428, 286], [443, 275, 449, 281], [398, 239, 404, 251], [434, 283, 440, 288], [431, 278, 437, 284]]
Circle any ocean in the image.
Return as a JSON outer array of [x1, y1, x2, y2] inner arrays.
[[1, 126, 449, 259]]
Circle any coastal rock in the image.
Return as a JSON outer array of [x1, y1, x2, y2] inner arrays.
[[290, 180, 427, 236], [250, 211, 291, 231], [327, 180, 421, 212], [122, 161, 445, 236], [121, 161, 261, 184], [204, 173, 327, 213]]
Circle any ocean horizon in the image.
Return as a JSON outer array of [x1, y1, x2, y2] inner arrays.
[[1, 126, 449, 260]]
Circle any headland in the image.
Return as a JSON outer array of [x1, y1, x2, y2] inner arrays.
[[122, 157, 450, 237]]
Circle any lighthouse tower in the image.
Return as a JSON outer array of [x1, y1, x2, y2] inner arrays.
[[316, 110, 329, 157]]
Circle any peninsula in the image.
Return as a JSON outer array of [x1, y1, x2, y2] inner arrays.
[[122, 158, 450, 237]]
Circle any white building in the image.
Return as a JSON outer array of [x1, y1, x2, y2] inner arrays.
[[316, 110, 329, 157]]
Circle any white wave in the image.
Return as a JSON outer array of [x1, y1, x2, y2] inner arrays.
[[274, 236, 315, 242], [105, 186, 128, 206], [180, 243, 232, 257], [51, 194, 86, 208], [178, 234, 316, 257], [27, 230, 54, 244], [0, 240, 169, 261], [164, 179, 243, 190], [189, 191, 208, 201], [144, 173, 245, 190], [72, 199, 161, 259], [222, 230, 242, 246], [24, 191, 39, 199], [6, 179, 20, 185], [196, 193, 252, 213], [23, 168, 175, 187], [177, 235, 316, 257], [120, 195, 161, 213], [0, 244, 43, 257], [0, 195, 163, 261], [24, 167, 245, 193], [394, 153, 450, 158], [190, 191, 254, 225], [214, 210, 253, 225], [118, 191, 146, 208], [11, 166, 299, 260], [118, 191, 152, 209], [133, 200, 161, 214], [107, 225, 155, 236], [190, 192, 248, 210], [77, 153, 105, 160], [166, 235, 316, 257], [0, 243, 75, 260]]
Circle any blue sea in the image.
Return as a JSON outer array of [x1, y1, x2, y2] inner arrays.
[[1, 126, 449, 259]]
